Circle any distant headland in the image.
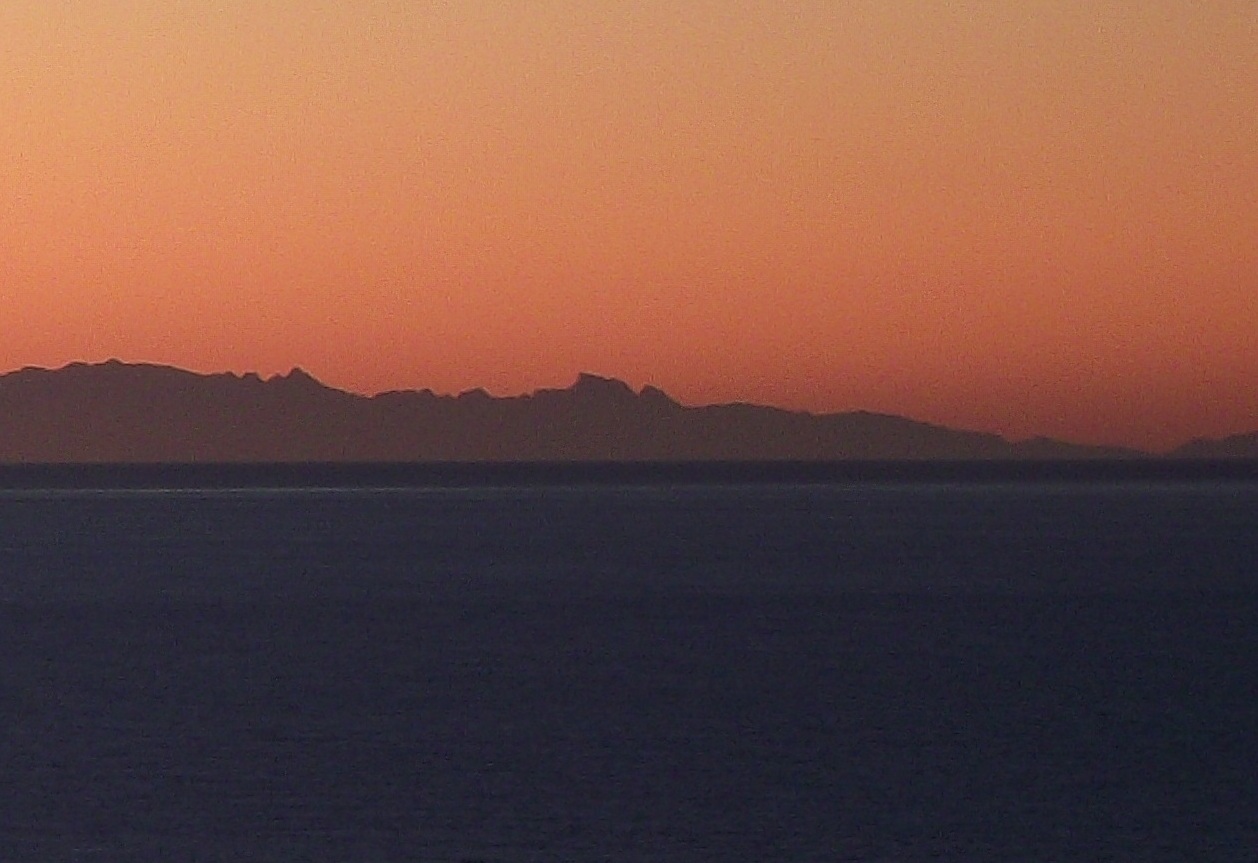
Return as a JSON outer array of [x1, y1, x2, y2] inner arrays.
[[0, 361, 1252, 464]]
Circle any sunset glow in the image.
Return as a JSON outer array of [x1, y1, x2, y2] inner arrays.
[[3, 1, 1255, 450]]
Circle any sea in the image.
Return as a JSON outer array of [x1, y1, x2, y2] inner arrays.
[[1, 463, 1255, 862]]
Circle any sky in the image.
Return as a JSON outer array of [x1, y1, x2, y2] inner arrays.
[[1, 1, 1255, 450]]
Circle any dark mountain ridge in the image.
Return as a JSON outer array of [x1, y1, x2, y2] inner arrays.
[[1170, 431, 1258, 460], [0, 360, 1228, 463]]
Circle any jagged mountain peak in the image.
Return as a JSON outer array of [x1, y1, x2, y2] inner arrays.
[[570, 372, 637, 399]]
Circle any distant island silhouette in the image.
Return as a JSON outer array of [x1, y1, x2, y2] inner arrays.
[[0, 360, 1251, 463]]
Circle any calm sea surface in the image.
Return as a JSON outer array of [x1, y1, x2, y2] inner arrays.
[[1, 476, 1256, 861]]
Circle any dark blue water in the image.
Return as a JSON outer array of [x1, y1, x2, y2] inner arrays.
[[1, 480, 1256, 861]]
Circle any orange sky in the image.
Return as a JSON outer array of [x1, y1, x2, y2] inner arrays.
[[2, 1, 1255, 450]]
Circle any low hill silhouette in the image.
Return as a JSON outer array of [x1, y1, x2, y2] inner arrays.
[[1170, 432, 1258, 460], [0, 360, 1158, 463]]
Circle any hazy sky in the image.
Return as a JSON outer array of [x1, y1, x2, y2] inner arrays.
[[2, 1, 1255, 449]]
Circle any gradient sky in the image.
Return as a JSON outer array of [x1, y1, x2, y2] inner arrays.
[[2, 1, 1255, 449]]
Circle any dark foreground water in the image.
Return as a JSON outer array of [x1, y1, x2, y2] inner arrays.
[[1, 472, 1256, 861]]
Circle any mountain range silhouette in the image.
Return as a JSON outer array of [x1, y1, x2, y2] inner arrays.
[[0, 361, 1250, 462]]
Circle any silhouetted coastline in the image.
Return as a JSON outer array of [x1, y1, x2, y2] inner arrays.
[[1, 362, 1253, 465], [1, 459, 1255, 490]]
